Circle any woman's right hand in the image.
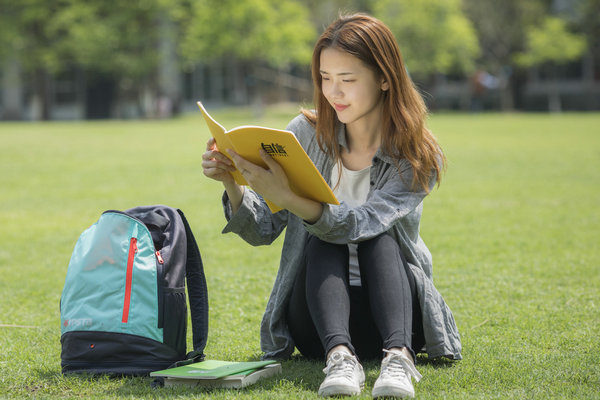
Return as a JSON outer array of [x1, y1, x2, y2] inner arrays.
[[201, 137, 237, 183]]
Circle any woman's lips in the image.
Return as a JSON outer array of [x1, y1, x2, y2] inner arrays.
[[334, 104, 349, 112]]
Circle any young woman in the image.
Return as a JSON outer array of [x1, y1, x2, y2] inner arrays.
[[202, 14, 461, 399]]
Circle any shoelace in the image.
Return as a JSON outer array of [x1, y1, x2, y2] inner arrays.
[[322, 351, 358, 379], [380, 349, 422, 382]]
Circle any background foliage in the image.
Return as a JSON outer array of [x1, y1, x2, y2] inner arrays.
[[373, 0, 480, 78], [176, 0, 315, 67]]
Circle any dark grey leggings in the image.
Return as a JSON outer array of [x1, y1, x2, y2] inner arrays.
[[286, 233, 425, 361]]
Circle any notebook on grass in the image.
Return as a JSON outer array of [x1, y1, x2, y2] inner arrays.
[[150, 359, 281, 388]]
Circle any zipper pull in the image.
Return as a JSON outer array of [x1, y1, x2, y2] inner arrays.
[[156, 250, 164, 264]]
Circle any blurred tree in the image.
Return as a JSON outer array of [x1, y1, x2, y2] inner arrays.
[[175, 0, 316, 107], [48, 1, 161, 75], [571, 0, 600, 84], [174, 0, 316, 108], [0, 0, 180, 119], [462, 0, 550, 110], [177, 0, 315, 67], [48, 0, 174, 118], [301, 0, 375, 28], [0, 0, 64, 119], [372, 0, 480, 80], [514, 16, 586, 112], [514, 17, 587, 68]]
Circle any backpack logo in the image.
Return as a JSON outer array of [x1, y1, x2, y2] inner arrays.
[[63, 318, 92, 328]]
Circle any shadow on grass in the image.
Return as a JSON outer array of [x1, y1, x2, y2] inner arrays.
[[415, 354, 457, 368], [31, 354, 458, 398], [32, 356, 323, 398]]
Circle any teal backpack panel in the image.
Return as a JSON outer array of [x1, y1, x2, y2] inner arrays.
[[60, 212, 162, 342]]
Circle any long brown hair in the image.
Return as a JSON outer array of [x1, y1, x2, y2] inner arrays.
[[302, 14, 444, 191]]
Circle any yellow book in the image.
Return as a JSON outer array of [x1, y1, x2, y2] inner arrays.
[[198, 101, 339, 213]]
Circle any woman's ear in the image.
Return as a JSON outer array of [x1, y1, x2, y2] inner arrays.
[[381, 79, 389, 91]]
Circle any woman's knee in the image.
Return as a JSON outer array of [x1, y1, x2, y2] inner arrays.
[[305, 235, 348, 266], [357, 232, 399, 258], [306, 235, 346, 252]]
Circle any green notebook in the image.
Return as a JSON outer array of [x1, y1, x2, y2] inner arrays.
[[150, 359, 278, 380]]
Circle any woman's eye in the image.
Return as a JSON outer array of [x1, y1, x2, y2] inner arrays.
[[342, 80, 355, 83]]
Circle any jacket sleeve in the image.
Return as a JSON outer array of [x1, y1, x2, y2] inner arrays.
[[221, 188, 288, 246], [303, 160, 435, 244]]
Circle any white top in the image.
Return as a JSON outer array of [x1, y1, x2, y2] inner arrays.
[[331, 163, 371, 286]]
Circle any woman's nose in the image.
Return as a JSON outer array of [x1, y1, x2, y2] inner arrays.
[[328, 82, 342, 98]]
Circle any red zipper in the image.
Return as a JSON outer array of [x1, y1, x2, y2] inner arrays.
[[121, 237, 137, 323], [156, 250, 164, 264]]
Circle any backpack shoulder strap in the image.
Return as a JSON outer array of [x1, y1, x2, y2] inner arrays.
[[177, 209, 209, 360]]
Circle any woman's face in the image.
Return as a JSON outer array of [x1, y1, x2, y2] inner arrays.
[[319, 47, 389, 130]]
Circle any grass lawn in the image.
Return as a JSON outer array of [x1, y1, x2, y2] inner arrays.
[[1, 107, 598, 399]]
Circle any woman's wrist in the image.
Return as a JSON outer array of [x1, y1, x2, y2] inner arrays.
[[223, 181, 244, 214], [280, 191, 323, 224]]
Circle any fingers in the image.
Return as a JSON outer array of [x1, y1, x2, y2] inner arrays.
[[228, 149, 281, 177], [204, 138, 232, 164], [227, 149, 292, 207], [259, 148, 278, 170], [202, 139, 236, 181], [203, 139, 234, 167], [202, 155, 235, 172], [226, 150, 260, 183], [226, 149, 250, 172], [203, 148, 233, 166], [205, 137, 216, 151]]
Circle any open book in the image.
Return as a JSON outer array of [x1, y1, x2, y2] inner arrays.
[[198, 101, 339, 212], [150, 359, 281, 389]]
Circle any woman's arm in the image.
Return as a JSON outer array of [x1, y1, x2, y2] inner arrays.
[[202, 136, 288, 245], [222, 180, 245, 215], [304, 162, 436, 244]]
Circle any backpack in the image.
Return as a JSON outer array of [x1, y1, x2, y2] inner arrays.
[[60, 205, 208, 375]]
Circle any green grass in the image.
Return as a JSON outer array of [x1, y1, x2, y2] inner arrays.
[[1, 108, 599, 399]]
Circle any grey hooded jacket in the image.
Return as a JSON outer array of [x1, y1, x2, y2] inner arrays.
[[221, 114, 462, 360]]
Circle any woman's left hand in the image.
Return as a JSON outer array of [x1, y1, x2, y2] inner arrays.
[[227, 148, 293, 207]]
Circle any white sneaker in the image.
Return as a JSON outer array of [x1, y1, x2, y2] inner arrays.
[[372, 349, 422, 398], [318, 349, 365, 397]]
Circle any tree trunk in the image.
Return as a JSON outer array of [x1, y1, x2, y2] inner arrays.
[[1, 59, 24, 120], [249, 63, 265, 118], [31, 68, 50, 120], [548, 66, 562, 113]]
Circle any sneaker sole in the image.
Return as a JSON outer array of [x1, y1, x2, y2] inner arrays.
[[372, 384, 414, 398], [319, 383, 364, 397]]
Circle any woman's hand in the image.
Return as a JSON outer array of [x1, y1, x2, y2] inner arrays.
[[227, 149, 324, 223], [227, 148, 293, 207], [202, 138, 245, 213], [202, 137, 236, 183]]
